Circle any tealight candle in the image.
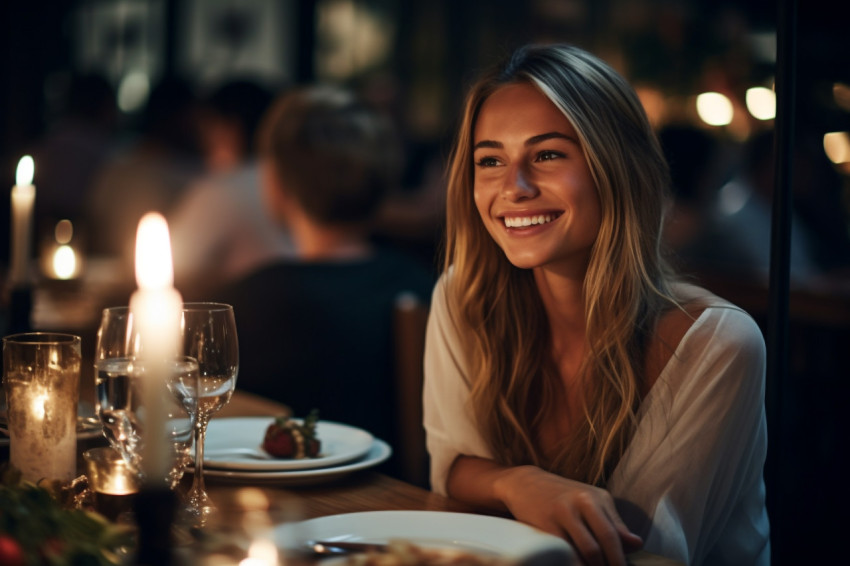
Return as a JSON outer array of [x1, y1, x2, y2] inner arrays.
[[9, 156, 35, 286], [128, 212, 183, 483], [84, 446, 141, 522], [45, 219, 81, 280]]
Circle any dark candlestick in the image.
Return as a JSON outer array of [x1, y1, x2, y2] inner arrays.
[[133, 486, 177, 566]]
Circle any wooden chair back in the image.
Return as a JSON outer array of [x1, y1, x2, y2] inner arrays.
[[392, 292, 430, 488]]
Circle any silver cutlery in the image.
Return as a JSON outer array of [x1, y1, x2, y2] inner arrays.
[[307, 540, 391, 556]]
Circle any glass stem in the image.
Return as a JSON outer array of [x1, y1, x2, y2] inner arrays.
[[190, 412, 211, 497]]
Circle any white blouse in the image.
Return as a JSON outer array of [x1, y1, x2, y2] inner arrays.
[[423, 274, 770, 565]]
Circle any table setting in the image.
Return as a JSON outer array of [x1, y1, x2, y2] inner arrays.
[[195, 416, 391, 487], [1, 184, 681, 565]]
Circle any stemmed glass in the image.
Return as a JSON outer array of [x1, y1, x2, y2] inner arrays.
[[180, 302, 239, 526], [93, 306, 199, 488]]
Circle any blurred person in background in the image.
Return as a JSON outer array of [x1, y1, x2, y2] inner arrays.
[[675, 130, 828, 287], [86, 76, 202, 281], [33, 72, 118, 243], [169, 79, 295, 300], [216, 85, 435, 475]]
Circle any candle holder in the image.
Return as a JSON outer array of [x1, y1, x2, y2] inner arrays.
[[83, 446, 141, 523], [1, 332, 81, 483]]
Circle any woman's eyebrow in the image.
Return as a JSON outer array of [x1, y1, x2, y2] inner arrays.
[[473, 131, 576, 151], [525, 131, 575, 146], [473, 140, 502, 150]]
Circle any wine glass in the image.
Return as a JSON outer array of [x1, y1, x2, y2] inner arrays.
[[180, 302, 239, 526], [94, 306, 200, 488], [94, 306, 142, 472]]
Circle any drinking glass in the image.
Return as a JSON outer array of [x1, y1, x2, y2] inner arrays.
[[133, 356, 200, 489], [180, 302, 239, 526], [93, 306, 199, 487]]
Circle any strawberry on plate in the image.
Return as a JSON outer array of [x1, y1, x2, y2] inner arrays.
[[262, 409, 322, 459]]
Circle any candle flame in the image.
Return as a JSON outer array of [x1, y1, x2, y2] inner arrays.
[[31, 391, 48, 420], [241, 539, 278, 566], [135, 212, 174, 290], [53, 245, 77, 279], [16, 155, 34, 186]]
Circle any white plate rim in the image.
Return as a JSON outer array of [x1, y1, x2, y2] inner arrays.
[[203, 417, 374, 471], [196, 438, 391, 485], [277, 510, 574, 560]]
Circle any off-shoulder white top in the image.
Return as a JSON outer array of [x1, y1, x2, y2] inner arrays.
[[423, 273, 770, 565]]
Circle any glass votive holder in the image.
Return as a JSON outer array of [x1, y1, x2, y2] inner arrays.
[[2, 332, 81, 483], [84, 446, 141, 523]]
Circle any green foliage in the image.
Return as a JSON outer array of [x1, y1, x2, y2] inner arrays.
[[0, 463, 135, 566]]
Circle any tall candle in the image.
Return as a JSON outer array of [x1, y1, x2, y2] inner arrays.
[[9, 156, 35, 286], [128, 212, 183, 483]]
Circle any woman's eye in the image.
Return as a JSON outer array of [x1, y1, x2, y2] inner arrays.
[[535, 150, 564, 162], [475, 156, 500, 167]]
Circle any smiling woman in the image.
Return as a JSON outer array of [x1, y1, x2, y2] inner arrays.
[[423, 44, 770, 566]]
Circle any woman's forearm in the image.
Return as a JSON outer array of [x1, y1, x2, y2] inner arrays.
[[445, 455, 536, 512]]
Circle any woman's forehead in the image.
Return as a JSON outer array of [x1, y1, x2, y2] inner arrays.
[[474, 83, 577, 143]]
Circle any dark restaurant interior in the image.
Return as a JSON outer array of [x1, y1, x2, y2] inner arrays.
[[0, 0, 848, 564]]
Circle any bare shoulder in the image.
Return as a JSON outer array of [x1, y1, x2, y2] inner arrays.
[[643, 282, 731, 389], [656, 282, 717, 342]]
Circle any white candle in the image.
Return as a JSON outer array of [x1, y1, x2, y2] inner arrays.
[[129, 212, 183, 483], [9, 155, 35, 286]]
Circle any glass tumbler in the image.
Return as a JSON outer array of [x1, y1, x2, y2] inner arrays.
[[2, 332, 81, 483]]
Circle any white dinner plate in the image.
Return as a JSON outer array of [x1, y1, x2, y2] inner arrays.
[[277, 510, 575, 564], [196, 438, 391, 485], [202, 417, 374, 471]]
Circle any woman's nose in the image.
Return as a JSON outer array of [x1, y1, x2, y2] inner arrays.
[[501, 164, 538, 200]]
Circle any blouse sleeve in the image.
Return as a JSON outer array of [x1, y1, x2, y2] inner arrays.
[[422, 274, 493, 495], [608, 305, 771, 566]]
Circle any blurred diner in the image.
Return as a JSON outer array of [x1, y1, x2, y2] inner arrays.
[[214, 84, 435, 478], [85, 77, 203, 285], [169, 79, 297, 300]]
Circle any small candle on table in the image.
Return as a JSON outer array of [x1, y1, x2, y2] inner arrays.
[[129, 212, 183, 484], [51, 219, 79, 280], [9, 155, 35, 286]]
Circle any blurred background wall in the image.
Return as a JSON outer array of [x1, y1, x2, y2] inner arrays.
[[1, 1, 848, 563]]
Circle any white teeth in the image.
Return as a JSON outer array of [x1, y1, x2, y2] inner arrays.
[[503, 214, 555, 228]]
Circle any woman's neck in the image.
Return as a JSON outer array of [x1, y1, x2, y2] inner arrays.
[[534, 268, 586, 341]]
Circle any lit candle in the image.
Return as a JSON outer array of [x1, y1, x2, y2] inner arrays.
[[128, 212, 183, 483], [9, 155, 35, 286], [52, 245, 77, 279], [51, 219, 79, 280], [3, 333, 80, 484]]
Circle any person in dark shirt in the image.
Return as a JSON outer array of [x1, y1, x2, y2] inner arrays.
[[216, 86, 435, 475]]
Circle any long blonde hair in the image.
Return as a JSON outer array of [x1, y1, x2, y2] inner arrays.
[[443, 44, 678, 485]]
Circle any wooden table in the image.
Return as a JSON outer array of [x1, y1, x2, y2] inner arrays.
[[204, 391, 682, 566], [0, 389, 679, 565]]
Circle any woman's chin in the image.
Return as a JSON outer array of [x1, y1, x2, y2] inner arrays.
[[502, 252, 545, 271]]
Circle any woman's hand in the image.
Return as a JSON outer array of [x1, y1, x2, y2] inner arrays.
[[494, 465, 643, 566]]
